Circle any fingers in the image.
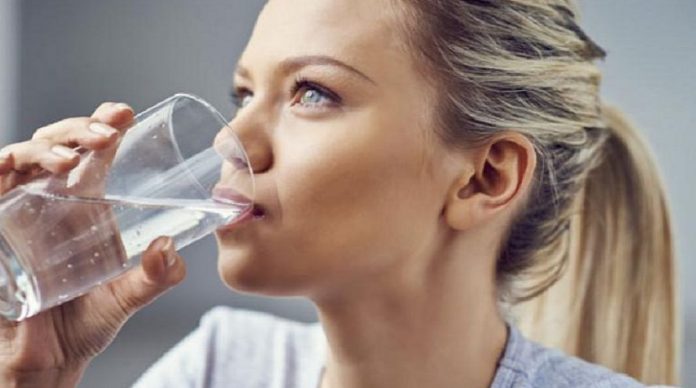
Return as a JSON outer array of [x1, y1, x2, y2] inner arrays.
[[0, 153, 39, 195], [32, 117, 120, 151], [0, 140, 81, 174], [69, 102, 136, 186], [71, 102, 136, 188], [91, 102, 135, 130], [0, 153, 14, 174], [0, 102, 135, 177], [105, 237, 186, 319]]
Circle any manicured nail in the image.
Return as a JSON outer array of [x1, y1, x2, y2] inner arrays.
[[166, 252, 177, 267], [161, 238, 176, 267], [114, 103, 134, 113], [51, 145, 79, 160], [89, 122, 118, 137]]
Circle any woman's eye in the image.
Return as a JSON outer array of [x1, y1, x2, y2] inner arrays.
[[292, 80, 340, 109], [299, 88, 329, 106], [230, 88, 253, 108]]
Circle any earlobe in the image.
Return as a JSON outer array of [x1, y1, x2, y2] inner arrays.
[[442, 132, 536, 232]]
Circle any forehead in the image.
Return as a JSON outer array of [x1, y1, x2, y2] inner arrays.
[[240, 0, 404, 73]]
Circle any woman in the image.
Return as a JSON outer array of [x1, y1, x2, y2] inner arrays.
[[0, 0, 679, 387]]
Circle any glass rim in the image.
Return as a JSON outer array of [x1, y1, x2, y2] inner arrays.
[[135, 93, 256, 207]]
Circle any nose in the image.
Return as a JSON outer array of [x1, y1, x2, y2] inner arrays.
[[225, 109, 273, 175]]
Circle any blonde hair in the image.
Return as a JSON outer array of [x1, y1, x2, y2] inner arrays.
[[394, 0, 680, 384]]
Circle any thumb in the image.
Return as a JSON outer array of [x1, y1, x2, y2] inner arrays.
[[105, 236, 186, 319]]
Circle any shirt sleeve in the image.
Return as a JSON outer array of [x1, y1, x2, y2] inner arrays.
[[129, 306, 326, 388]]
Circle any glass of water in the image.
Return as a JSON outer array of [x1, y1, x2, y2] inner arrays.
[[0, 93, 255, 320]]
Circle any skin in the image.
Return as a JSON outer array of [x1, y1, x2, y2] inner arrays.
[[0, 104, 187, 387], [216, 1, 537, 387], [0, 0, 537, 386]]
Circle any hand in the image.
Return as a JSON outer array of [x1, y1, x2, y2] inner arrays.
[[0, 102, 132, 195], [0, 102, 187, 387]]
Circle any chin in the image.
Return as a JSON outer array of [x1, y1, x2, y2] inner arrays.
[[216, 249, 307, 297]]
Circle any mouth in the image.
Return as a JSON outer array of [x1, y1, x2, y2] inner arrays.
[[212, 177, 274, 232], [212, 185, 253, 206], [251, 204, 266, 218], [216, 203, 267, 232]]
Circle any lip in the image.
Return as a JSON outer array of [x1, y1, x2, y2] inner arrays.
[[216, 204, 266, 232], [212, 185, 253, 206]]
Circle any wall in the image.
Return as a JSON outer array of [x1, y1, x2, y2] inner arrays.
[[0, 0, 18, 145]]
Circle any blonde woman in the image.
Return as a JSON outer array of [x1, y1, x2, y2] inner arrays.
[[0, 0, 678, 387]]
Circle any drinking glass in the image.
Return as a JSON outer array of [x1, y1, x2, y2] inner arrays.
[[0, 93, 255, 320]]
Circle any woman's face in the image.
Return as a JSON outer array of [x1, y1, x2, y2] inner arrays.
[[215, 0, 453, 297]]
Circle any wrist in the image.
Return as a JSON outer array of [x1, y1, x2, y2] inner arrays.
[[1, 363, 87, 388]]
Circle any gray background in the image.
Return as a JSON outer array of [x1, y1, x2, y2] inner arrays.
[[0, 0, 17, 146], [0, 0, 692, 386]]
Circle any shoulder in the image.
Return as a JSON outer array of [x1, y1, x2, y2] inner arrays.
[[492, 325, 646, 388], [132, 306, 326, 388]]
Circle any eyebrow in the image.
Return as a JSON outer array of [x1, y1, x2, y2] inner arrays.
[[235, 55, 376, 85]]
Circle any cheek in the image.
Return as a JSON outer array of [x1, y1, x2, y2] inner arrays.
[[216, 110, 440, 294], [277, 124, 434, 274]]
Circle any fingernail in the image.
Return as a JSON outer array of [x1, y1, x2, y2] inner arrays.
[[51, 145, 79, 160], [161, 238, 176, 267], [114, 103, 134, 113], [89, 122, 118, 137], [166, 252, 177, 267]]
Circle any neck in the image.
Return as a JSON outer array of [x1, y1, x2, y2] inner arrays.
[[312, 240, 508, 388]]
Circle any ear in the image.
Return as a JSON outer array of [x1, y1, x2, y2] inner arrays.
[[443, 132, 537, 231]]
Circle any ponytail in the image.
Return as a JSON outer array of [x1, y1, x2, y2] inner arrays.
[[392, 0, 679, 382], [515, 105, 680, 385]]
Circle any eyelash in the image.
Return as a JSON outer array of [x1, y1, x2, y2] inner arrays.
[[229, 77, 341, 110], [291, 76, 342, 108]]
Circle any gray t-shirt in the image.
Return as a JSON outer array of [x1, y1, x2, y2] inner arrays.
[[132, 306, 652, 388]]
